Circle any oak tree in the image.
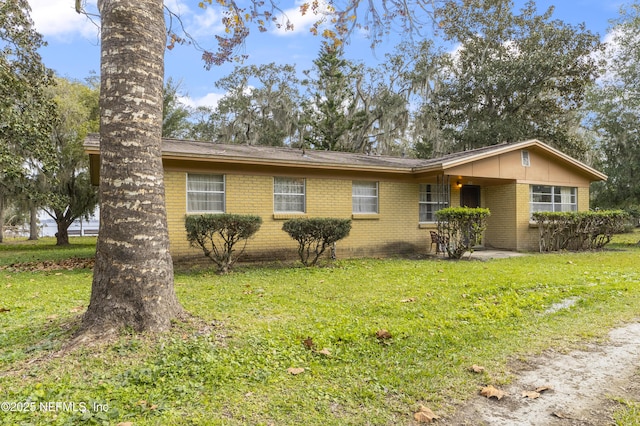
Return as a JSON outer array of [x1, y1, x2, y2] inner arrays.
[[426, 0, 600, 157], [41, 77, 99, 246], [0, 0, 56, 242], [587, 2, 640, 209]]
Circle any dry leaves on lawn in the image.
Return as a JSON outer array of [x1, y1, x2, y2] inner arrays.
[[413, 405, 440, 423], [287, 367, 305, 375], [375, 329, 392, 340], [469, 365, 485, 373], [302, 337, 314, 349], [480, 385, 507, 400], [0, 258, 94, 272]]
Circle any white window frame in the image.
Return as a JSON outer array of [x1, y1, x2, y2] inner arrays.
[[419, 183, 449, 223], [186, 173, 225, 213], [274, 177, 306, 213], [530, 185, 577, 214], [352, 181, 379, 214]]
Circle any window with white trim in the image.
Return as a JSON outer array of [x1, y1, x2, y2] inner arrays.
[[521, 150, 530, 167], [419, 183, 449, 222], [530, 185, 577, 213], [352, 181, 379, 214], [274, 177, 305, 213], [187, 174, 225, 213]]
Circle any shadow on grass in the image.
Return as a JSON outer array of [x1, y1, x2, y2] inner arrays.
[[0, 315, 82, 372]]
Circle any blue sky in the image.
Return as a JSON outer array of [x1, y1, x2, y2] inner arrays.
[[28, 0, 624, 108]]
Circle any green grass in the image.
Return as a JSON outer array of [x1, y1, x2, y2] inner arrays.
[[0, 232, 639, 425], [0, 237, 96, 266]]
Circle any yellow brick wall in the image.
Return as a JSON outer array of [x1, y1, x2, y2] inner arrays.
[[484, 184, 518, 250], [166, 171, 432, 263], [513, 184, 592, 252], [166, 170, 596, 259], [578, 187, 589, 211]]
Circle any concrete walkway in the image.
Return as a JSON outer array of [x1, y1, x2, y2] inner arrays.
[[469, 249, 526, 260], [427, 249, 526, 260]]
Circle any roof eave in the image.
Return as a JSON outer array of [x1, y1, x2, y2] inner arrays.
[[162, 152, 415, 175]]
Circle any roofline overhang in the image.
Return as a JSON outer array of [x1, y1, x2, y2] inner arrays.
[[412, 139, 608, 181], [85, 138, 607, 182], [161, 153, 416, 175], [85, 142, 417, 175]]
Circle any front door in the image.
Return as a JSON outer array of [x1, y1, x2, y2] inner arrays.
[[460, 185, 481, 208]]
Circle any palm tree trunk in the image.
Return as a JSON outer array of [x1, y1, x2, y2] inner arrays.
[[81, 0, 183, 335]]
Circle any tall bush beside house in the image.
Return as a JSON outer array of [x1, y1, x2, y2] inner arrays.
[[282, 218, 352, 266], [185, 214, 262, 273], [436, 207, 491, 259], [532, 210, 628, 252]]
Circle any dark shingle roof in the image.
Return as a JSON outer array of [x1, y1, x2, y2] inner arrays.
[[84, 134, 606, 180]]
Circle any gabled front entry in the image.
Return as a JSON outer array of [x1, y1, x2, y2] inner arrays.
[[460, 185, 481, 208]]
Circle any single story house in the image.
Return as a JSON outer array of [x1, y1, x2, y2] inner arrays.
[[85, 135, 606, 262]]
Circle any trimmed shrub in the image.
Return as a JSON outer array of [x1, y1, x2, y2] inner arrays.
[[532, 210, 628, 252], [436, 207, 491, 259], [185, 214, 262, 273], [282, 218, 352, 266]]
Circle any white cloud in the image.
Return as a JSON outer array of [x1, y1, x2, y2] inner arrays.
[[190, 7, 226, 38], [29, 0, 100, 41], [179, 92, 225, 109], [272, 0, 331, 36]]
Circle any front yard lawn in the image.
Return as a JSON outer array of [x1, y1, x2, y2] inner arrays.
[[0, 234, 639, 424]]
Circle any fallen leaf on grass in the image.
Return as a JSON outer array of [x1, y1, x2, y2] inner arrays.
[[376, 329, 392, 340], [302, 337, 314, 349], [1, 258, 95, 273], [469, 365, 485, 373], [413, 405, 440, 423], [117, 423, 133, 426], [69, 306, 85, 313], [287, 367, 305, 375], [480, 385, 507, 400], [401, 297, 416, 303], [316, 348, 331, 356], [0, 307, 10, 313]]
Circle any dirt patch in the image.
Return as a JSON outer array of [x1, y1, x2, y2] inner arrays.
[[444, 322, 640, 425]]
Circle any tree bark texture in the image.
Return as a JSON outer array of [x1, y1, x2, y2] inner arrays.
[[82, 0, 183, 334], [0, 192, 4, 243], [55, 219, 69, 246], [28, 203, 38, 240]]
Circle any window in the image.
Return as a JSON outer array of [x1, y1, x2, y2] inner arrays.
[[521, 150, 530, 167], [274, 177, 305, 213], [352, 181, 378, 214], [187, 174, 225, 213], [530, 185, 577, 214], [419, 183, 449, 222]]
